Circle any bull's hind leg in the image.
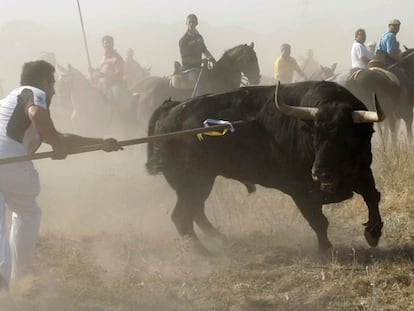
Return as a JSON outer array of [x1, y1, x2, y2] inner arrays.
[[194, 208, 227, 241], [291, 194, 332, 250]]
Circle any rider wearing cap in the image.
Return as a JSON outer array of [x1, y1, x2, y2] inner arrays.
[[375, 19, 401, 64], [375, 19, 412, 103]]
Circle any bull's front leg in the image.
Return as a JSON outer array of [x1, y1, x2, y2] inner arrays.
[[354, 168, 383, 247], [291, 194, 332, 250]]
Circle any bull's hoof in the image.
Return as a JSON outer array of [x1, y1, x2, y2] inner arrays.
[[192, 240, 213, 257], [363, 221, 383, 247], [318, 239, 333, 252], [206, 230, 228, 242], [364, 228, 380, 247]]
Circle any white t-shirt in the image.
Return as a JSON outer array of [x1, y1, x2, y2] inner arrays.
[[0, 86, 48, 157], [351, 42, 372, 69]]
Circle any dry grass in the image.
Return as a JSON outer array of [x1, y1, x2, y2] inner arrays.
[[1, 138, 414, 310]]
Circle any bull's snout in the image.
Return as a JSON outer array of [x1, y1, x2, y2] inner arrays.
[[312, 168, 337, 192]]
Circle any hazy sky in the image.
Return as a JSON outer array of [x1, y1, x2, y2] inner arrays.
[[1, 0, 413, 93], [0, 0, 411, 34]]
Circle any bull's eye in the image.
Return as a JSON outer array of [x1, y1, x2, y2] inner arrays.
[[300, 124, 312, 134], [318, 122, 336, 134]]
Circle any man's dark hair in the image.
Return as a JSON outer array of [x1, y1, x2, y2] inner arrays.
[[186, 14, 198, 23], [281, 43, 291, 51], [20, 60, 55, 87], [355, 28, 366, 38], [102, 35, 114, 44]]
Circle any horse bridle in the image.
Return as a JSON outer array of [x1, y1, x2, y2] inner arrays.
[[387, 51, 414, 70], [232, 46, 257, 86]]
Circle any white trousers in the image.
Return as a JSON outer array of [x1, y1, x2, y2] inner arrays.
[[0, 160, 41, 284]]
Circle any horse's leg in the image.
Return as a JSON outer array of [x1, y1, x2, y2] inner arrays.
[[403, 108, 413, 144], [70, 104, 81, 135], [387, 115, 399, 146]]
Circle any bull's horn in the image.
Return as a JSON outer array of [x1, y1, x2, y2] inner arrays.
[[274, 82, 318, 120], [352, 93, 386, 123]]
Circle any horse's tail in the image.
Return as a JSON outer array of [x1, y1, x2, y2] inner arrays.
[[146, 98, 182, 175]]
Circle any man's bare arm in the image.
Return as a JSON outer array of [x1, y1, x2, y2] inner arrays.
[[27, 105, 122, 158]]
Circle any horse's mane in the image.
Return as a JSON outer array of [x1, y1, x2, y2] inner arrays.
[[68, 65, 88, 80], [218, 44, 251, 62], [401, 48, 414, 58]]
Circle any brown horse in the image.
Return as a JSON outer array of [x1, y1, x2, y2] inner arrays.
[[56, 65, 138, 137], [344, 48, 414, 144]]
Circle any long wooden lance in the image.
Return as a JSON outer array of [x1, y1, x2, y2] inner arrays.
[[0, 121, 242, 165], [76, 0, 92, 69]]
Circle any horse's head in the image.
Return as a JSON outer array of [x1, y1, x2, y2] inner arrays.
[[310, 63, 337, 81], [400, 47, 414, 80], [55, 64, 75, 97], [56, 64, 92, 97], [220, 43, 261, 85]]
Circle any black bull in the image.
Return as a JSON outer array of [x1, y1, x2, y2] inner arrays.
[[146, 81, 385, 252]]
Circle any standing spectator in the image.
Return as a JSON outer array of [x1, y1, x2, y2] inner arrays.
[[274, 43, 307, 83]]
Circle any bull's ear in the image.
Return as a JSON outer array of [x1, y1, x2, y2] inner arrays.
[[300, 122, 313, 134], [249, 42, 255, 49]]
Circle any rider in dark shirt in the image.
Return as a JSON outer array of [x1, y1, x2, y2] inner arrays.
[[179, 14, 215, 71]]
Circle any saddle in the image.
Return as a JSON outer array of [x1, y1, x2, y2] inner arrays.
[[348, 60, 400, 87], [169, 61, 200, 89]]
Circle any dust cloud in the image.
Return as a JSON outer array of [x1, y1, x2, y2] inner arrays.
[[1, 11, 414, 310]]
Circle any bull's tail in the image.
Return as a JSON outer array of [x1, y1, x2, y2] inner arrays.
[[146, 99, 181, 175]]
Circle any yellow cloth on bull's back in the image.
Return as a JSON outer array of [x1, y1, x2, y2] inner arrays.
[[197, 128, 229, 141], [274, 56, 301, 83]]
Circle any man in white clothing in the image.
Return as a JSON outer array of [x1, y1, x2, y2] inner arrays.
[[351, 28, 372, 69], [0, 60, 122, 290]]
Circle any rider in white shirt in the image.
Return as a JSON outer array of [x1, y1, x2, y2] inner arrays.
[[351, 28, 372, 69]]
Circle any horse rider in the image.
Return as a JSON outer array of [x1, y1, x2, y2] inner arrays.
[[374, 19, 412, 101], [90, 35, 126, 104], [375, 19, 401, 65], [366, 41, 376, 59], [179, 14, 216, 85], [351, 28, 372, 69], [124, 48, 149, 90]]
